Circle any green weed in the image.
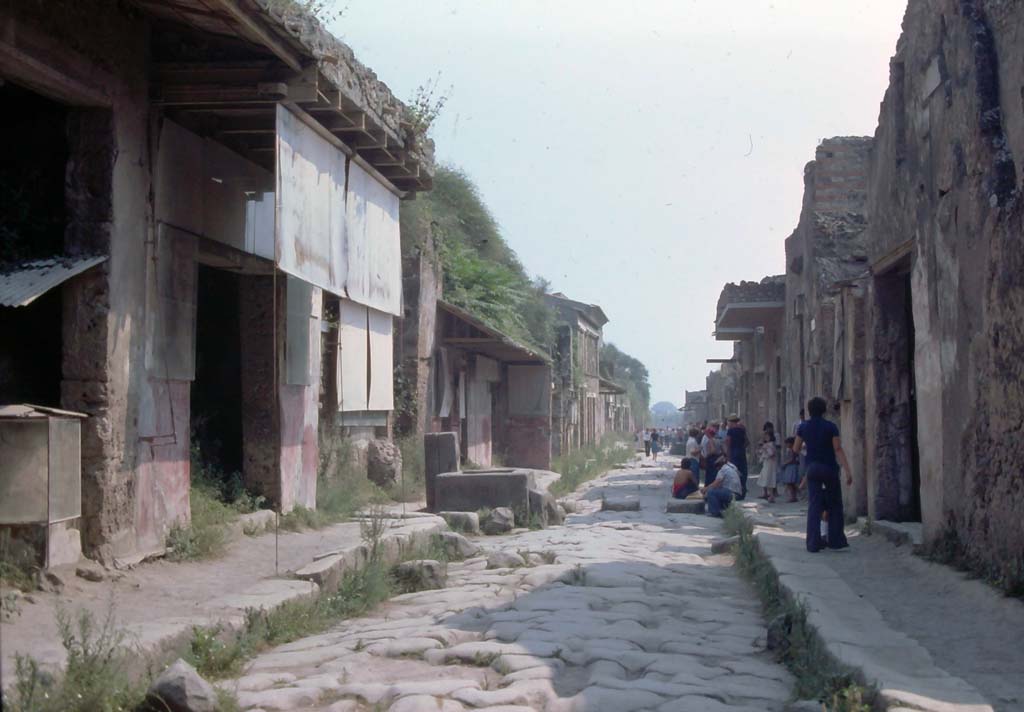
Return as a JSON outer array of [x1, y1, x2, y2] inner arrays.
[[550, 435, 631, 497], [723, 505, 877, 708], [6, 607, 145, 712]]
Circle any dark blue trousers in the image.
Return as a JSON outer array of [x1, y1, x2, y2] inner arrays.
[[734, 455, 748, 499], [806, 463, 849, 552]]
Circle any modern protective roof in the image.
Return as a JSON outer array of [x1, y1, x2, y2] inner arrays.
[[438, 300, 550, 365], [0, 255, 107, 308]]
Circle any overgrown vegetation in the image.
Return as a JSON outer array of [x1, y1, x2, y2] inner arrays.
[[722, 507, 875, 711], [923, 525, 1024, 600], [6, 607, 146, 712], [549, 435, 630, 497], [1, 531, 38, 594], [185, 520, 458, 681], [389, 433, 425, 503], [600, 342, 652, 422], [400, 166, 556, 355]]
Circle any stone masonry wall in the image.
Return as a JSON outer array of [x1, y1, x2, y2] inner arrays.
[[867, 0, 1024, 584], [2, 1, 155, 559]]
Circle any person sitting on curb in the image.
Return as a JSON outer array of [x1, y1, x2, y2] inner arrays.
[[701, 454, 744, 518], [672, 458, 700, 499]]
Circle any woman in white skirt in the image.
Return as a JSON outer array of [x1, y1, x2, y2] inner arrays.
[[757, 422, 779, 503]]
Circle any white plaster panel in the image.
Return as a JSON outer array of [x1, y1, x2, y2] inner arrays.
[[367, 308, 395, 411], [346, 160, 402, 316], [276, 107, 401, 316], [277, 104, 346, 294], [338, 299, 369, 411]]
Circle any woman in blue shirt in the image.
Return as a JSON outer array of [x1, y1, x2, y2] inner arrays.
[[792, 397, 853, 552]]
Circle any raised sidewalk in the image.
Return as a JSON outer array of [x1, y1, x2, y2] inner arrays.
[[736, 500, 1023, 711], [0, 506, 444, 685]]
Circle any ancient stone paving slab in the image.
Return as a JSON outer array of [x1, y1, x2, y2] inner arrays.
[[221, 462, 794, 711]]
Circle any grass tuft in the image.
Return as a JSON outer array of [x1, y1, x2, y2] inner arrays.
[[6, 606, 146, 712], [550, 435, 631, 497], [723, 505, 874, 710]]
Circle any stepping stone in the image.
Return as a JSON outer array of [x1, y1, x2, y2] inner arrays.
[[602, 497, 640, 512], [666, 499, 705, 514]]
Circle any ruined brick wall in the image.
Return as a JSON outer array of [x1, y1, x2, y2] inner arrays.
[[782, 139, 872, 429], [866, 0, 1024, 583]]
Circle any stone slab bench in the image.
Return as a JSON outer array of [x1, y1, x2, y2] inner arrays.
[[666, 498, 705, 514], [601, 496, 640, 512]]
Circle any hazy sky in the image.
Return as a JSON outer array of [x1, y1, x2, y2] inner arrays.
[[329, 1, 908, 405]]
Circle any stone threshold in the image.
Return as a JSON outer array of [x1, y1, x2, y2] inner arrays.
[[735, 503, 993, 712]]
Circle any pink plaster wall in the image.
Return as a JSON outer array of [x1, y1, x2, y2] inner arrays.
[[134, 379, 191, 554], [278, 286, 321, 512]]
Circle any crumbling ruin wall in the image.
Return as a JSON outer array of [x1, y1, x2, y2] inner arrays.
[[782, 139, 872, 429], [866, 0, 1024, 584]]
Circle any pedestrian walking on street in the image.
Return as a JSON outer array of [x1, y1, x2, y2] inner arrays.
[[758, 422, 779, 503], [650, 429, 662, 461], [700, 426, 721, 486], [701, 454, 743, 517], [643, 428, 652, 458], [725, 415, 749, 500], [779, 436, 801, 502], [686, 427, 702, 483], [793, 397, 853, 553]]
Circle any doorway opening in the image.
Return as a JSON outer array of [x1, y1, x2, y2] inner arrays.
[[190, 265, 244, 495], [0, 83, 70, 407], [873, 262, 921, 522]]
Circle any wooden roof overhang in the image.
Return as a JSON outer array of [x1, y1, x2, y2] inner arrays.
[[136, 0, 432, 193], [438, 300, 550, 365]]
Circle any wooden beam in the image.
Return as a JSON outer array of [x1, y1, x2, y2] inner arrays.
[[0, 37, 110, 106], [444, 338, 500, 345], [155, 82, 286, 106], [214, 115, 276, 135], [207, 0, 304, 72], [280, 101, 407, 199], [871, 238, 914, 276]]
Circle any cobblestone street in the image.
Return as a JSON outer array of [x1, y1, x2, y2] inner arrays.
[[223, 460, 794, 711]]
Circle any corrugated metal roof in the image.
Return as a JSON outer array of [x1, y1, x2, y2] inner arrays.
[[0, 404, 88, 420], [0, 256, 107, 307]]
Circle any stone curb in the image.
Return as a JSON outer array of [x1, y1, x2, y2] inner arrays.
[[858, 517, 923, 548], [123, 516, 446, 685], [736, 506, 993, 712], [294, 518, 446, 591]]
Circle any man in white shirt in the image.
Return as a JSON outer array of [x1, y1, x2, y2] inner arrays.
[[701, 454, 744, 517]]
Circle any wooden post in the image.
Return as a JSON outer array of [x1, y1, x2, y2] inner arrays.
[[424, 432, 459, 512]]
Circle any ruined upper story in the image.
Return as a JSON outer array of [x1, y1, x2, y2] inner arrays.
[[545, 293, 608, 383], [785, 138, 873, 303]]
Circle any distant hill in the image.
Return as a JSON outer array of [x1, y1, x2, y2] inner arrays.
[[649, 401, 682, 428]]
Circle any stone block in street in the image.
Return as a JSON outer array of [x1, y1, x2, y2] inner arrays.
[[482, 507, 515, 535], [602, 496, 640, 511], [487, 550, 526, 569], [146, 659, 217, 712], [435, 469, 535, 516], [666, 499, 705, 514], [440, 510, 480, 534], [438, 531, 479, 559], [710, 535, 740, 553]]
